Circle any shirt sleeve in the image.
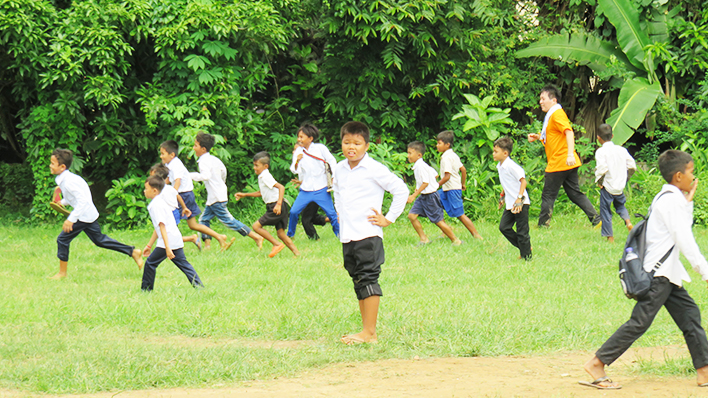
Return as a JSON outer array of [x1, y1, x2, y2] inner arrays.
[[290, 149, 302, 174], [662, 198, 708, 280], [439, 155, 452, 175], [189, 158, 211, 182], [262, 172, 278, 189], [375, 165, 409, 223], [595, 148, 608, 183], [625, 149, 637, 171], [332, 165, 342, 213]]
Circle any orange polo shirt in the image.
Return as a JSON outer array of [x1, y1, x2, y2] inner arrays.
[[543, 109, 581, 173]]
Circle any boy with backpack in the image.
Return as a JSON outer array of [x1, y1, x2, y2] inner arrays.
[[581, 150, 708, 390]]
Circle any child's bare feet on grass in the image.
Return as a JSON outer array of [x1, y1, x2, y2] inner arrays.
[[132, 248, 143, 270], [254, 235, 264, 251], [49, 272, 67, 280], [187, 234, 202, 251], [607, 236, 615, 243], [268, 243, 285, 258], [452, 238, 462, 246], [473, 233, 483, 240], [341, 331, 377, 345], [220, 236, 236, 253]]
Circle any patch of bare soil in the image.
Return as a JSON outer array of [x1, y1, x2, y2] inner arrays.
[[4, 345, 706, 398]]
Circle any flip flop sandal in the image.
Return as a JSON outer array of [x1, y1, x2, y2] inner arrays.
[[49, 201, 71, 216], [578, 376, 621, 390]]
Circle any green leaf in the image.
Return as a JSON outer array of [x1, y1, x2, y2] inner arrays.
[[597, 0, 651, 71], [303, 62, 318, 73], [607, 78, 662, 144]]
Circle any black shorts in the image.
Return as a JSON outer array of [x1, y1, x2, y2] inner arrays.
[[258, 202, 290, 231], [342, 236, 385, 300]]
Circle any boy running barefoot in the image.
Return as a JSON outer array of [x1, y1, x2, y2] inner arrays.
[[333, 121, 408, 345], [406, 141, 461, 246], [49, 149, 142, 279], [234, 152, 299, 258]]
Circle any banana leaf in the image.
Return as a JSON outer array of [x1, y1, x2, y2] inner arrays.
[[597, 0, 651, 72], [608, 77, 662, 145]]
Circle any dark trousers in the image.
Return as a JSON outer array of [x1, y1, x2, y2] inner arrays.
[[57, 221, 133, 262], [141, 247, 203, 291], [599, 188, 630, 237], [343, 237, 385, 300], [596, 277, 708, 369], [499, 204, 532, 260], [301, 202, 328, 240], [539, 167, 599, 227]]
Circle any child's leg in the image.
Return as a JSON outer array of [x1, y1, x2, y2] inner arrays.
[[311, 188, 339, 237], [458, 215, 482, 239], [276, 229, 299, 256], [612, 192, 633, 231], [341, 237, 383, 344], [663, 284, 708, 379], [211, 202, 263, 248], [435, 220, 460, 244], [301, 202, 321, 240], [287, 189, 312, 237], [53, 223, 87, 279], [186, 217, 230, 250], [499, 209, 519, 248], [82, 221, 143, 269], [141, 247, 167, 291], [516, 205, 532, 260], [599, 188, 614, 239], [408, 213, 429, 243], [183, 234, 201, 251], [198, 204, 217, 245], [252, 221, 279, 247], [169, 248, 203, 288]]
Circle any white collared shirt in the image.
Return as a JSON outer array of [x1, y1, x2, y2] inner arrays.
[[148, 195, 184, 250], [55, 170, 99, 223], [412, 158, 438, 194], [165, 157, 194, 193], [290, 143, 337, 191], [497, 157, 531, 210], [645, 184, 708, 286], [190, 152, 228, 205], [439, 149, 463, 191], [258, 168, 280, 204], [595, 141, 636, 195], [333, 154, 409, 243], [160, 185, 179, 210]]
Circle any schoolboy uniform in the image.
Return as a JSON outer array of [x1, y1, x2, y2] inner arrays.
[[159, 183, 182, 224], [190, 152, 251, 238], [595, 141, 636, 237], [141, 194, 203, 291], [164, 156, 201, 219], [257, 168, 290, 230], [288, 143, 340, 237], [497, 157, 532, 259], [410, 158, 444, 223], [595, 184, 708, 370], [438, 148, 465, 217], [333, 154, 408, 300], [55, 170, 135, 261]]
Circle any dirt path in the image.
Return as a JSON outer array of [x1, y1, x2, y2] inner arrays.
[[4, 345, 707, 398]]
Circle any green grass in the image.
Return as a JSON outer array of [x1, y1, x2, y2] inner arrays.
[[2, 210, 708, 394]]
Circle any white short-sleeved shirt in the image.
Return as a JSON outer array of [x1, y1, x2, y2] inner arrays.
[[290, 143, 337, 191], [148, 195, 184, 249], [439, 149, 463, 191], [160, 184, 179, 210], [332, 154, 409, 243], [497, 157, 531, 210], [412, 158, 438, 194], [595, 141, 637, 195], [258, 168, 280, 204], [190, 152, 228, 205], [165, 157, 194, 193], [55, 170, 100, 223]]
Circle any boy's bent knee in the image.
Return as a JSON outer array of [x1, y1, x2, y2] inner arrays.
[[408, 213, 418, 221], [355, 283, 382, 300]]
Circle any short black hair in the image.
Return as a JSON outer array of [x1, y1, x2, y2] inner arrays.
[[597, 124, 613, 142], [195, 131, 215, 152], [407, 141, 426, 155], [253, 151, 270, 166], [52, 148, 73, 169], [658, 150, 693, 183], [150, 163, 169, 180], [436, 130, 454, 146], [494, 136, 513, 154], [541, 84, 562, 103], [298, 123, 320, 142], [146, 175, 165, 192], [160, 140, 179, 155], [340, 121, 370, 143]]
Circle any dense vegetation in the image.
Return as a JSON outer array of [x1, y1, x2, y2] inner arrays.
[[0, 0, 706, 225]]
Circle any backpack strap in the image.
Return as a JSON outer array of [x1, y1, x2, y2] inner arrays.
[[303, 149, 326, 163]]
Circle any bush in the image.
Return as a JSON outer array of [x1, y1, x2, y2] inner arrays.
[[0, 163, 34, 217]]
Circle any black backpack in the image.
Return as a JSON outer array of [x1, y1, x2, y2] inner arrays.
[[618, 191, 674, 300]]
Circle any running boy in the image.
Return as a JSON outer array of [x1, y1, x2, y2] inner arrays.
[[595, 124, 636, 243], [141, 175, 203, 291], [493, 137, 532, 260], [582, 150, 708, 389], [234, 152, 299, 258], [159, 139, 232, 251], [406, 141, 461, 246], [189, 132, 263, 250], [147, 163, 200, 250], [333, 121, 409, 345], [436, 130, 483, 239], [49, 148, 142, 279]]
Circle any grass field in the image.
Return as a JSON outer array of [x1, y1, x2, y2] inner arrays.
[[2, 211, 708, 394]]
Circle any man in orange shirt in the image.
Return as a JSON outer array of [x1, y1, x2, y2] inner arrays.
[[528, 85, 600, 228]]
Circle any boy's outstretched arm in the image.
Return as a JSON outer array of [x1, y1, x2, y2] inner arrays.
[[234, 191, 261, 201]]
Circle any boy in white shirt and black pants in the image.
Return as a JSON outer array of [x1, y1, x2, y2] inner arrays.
[[142, 175, 203, 291], [595, 124, 637, 242], [493, 137, 532, 260], [333, 121, 408, 345], [582, 150, 708, 389]]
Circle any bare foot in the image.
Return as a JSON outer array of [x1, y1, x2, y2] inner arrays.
[[255, 235, 264, 251], [473, 233, 483, 240], [220, 237, 236, 253], [582, 356, 620, 388], [132, 249, 144, 270], [189, 235, 202, 251], [204, 240, 211, 250], [216, 234, 228, 249], [697, 364, 708, 386], [268, 243, 286, 258], [292, 249, 300, 257], [607, 236, 615, 243], [452, 239, 462, 246], [49, 272, 67, 280], [341, 331, 377, 345]]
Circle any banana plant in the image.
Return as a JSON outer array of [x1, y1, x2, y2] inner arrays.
[[516, 0, 665, 144]]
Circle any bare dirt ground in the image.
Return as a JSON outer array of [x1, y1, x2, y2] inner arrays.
[[4, 345, 707, 398]]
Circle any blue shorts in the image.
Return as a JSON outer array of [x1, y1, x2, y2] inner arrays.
[[178, 191, 202, 219], [172, 208, 181, 225], [409, 192, 445, 223], [439, 189, 465, 218]]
